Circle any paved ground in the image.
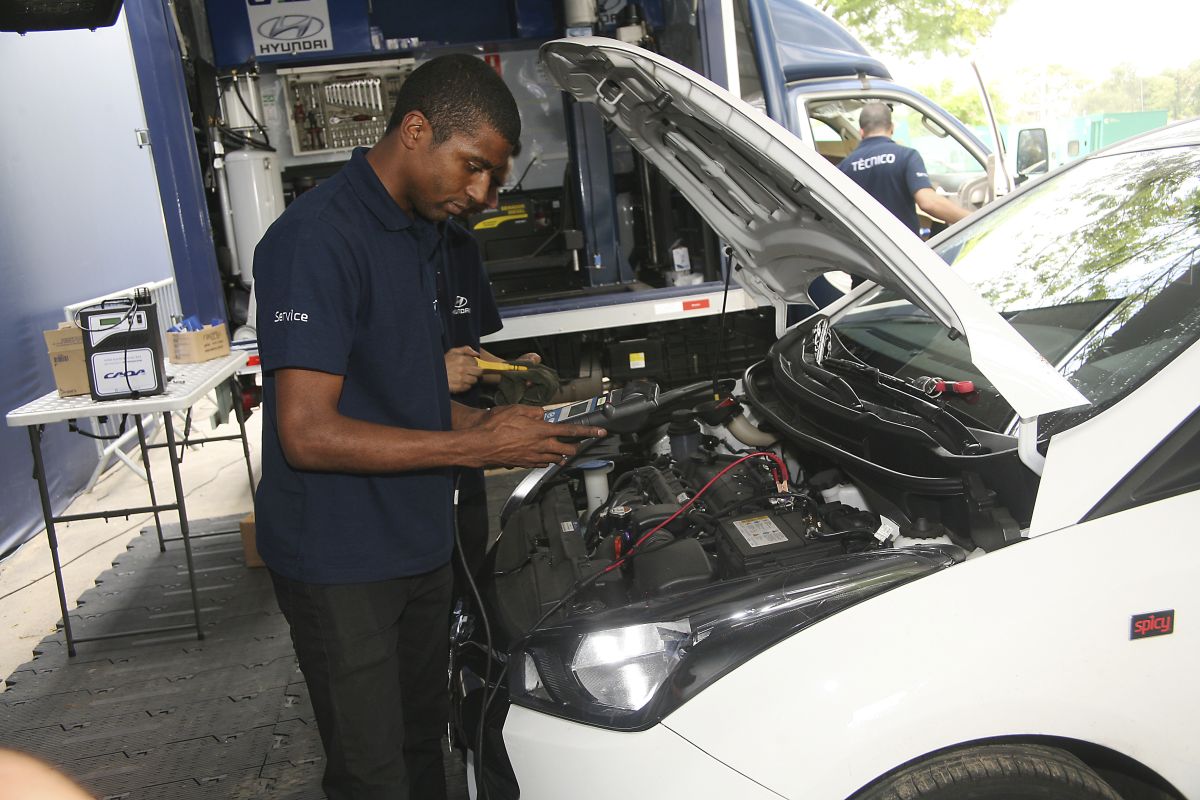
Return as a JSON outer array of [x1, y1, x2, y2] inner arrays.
[[0, 399, 520, 798], [1, 515, 330, 799]]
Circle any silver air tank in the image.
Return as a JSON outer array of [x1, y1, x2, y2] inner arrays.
[[224, 150, 285, 286]]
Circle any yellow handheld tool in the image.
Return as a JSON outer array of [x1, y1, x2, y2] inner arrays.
[[476, 358, 529, 372]]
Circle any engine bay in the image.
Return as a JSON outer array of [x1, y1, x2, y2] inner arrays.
[[480, 360, 1034, 647]]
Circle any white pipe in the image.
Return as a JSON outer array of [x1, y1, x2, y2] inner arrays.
[[1017, 417, 1045, 476], [564, 0, 596, 28], [581, 461, 616, 519], [212, 143, 241, 281], [726, 414, 778, 448]]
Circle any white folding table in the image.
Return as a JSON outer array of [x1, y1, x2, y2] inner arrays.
[[5, 353, 256, 656]]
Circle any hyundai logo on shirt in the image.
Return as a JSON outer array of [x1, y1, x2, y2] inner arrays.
[[452, 296, 471, 316]]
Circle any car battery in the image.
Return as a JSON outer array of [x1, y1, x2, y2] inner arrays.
[[467, 189, 565, 266], [78, 291, 166, 401], [716, 509, 841, 577]]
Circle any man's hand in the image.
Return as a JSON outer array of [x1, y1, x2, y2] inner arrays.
[[477, 349, 542, 386], [445, 345, 483, 393], [473, 405, 605, 468], [914, 187, 970, 225]]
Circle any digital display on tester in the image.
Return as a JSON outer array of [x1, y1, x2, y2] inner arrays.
[[543, 393, 608, 424]]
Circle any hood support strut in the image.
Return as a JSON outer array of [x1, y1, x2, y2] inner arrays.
[[1017, 417, 1045, 476]]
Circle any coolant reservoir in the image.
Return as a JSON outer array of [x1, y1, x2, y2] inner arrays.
[[667, 410, 701, 462], [820, 483, 870, 512]]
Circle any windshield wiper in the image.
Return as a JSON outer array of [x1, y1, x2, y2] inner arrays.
[[794, 356, 865, 410]]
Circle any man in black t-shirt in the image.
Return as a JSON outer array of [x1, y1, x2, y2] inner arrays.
[[838, 102, 969, 235]]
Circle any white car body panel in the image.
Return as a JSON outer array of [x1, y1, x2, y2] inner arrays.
[[1030, 341, 1200, 535], [540, 38, 1088, 420], [487, 44, 1200, 800], [661, 491, 1200, 799], [502, 704, 783, 799]]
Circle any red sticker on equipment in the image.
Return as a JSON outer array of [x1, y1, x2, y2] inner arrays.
[[484, 54, 502, 75], [683, 299, 710, 311]]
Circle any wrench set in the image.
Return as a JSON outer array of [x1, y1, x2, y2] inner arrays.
[[278, 60, 413, 155]]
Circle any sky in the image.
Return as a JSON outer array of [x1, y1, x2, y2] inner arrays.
[[888, 0, 1200, 91]]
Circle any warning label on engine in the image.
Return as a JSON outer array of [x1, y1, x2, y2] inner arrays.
[[733, 516, 788, 548]]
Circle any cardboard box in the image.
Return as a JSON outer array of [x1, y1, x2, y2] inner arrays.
[[240, 512, 264, 568], [167, 322, 231, 364], [43, 322, 89, 397]]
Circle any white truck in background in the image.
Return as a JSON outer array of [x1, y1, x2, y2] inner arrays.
[[200, 0, 1009, 392]]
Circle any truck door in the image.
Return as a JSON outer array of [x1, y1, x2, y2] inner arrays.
[[802, 94, 993, 215]]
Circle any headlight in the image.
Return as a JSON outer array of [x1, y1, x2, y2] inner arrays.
[[510, 547, 959, 730], [571, 620, 691, 710]]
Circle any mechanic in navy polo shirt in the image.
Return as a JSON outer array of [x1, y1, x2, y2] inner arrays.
[[252, 55, 604, 800], [838, 102, 969, 235]]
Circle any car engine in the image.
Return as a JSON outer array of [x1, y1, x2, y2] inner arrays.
[[484, 383, 909, 647]]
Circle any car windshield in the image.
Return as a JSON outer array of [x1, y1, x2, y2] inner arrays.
[[832, 141, 1200, 435]]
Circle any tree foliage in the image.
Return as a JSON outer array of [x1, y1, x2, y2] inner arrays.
[[1079, 60, 1200, 118], [918, 79, 1008, 127], [815, 0, 1013, 57], [1005, 60, 1199, 124], [1008, 64, 1091, 124]]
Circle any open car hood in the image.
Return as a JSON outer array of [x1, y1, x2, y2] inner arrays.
[[540, 38, 1088, 419]]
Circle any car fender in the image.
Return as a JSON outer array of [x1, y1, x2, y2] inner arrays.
[[1031, 339, 1200, 536], [662, 492, 1199, 799]]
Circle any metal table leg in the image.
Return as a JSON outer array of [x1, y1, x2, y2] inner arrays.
[[28, 425, 78, 657], [162, 410, 205, 641], [134, 414, 167, 552], [231, 379, 257, 507]]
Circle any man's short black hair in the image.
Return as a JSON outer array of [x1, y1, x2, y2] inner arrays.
[[859, 102, 892, 135], [386, 54, 520, 147]]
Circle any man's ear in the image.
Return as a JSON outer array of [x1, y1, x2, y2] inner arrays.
[[398, 111, 431, 151]]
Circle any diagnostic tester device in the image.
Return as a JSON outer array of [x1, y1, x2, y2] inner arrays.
[[544, 381, 716, 435], [78, 290, 165, 401]]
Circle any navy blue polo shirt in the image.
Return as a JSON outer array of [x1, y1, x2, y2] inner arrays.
[[437, 220, 502, 408], [253, 148, 454, 584], [838, 136, 932, 234], [437, 221, 502, 501]]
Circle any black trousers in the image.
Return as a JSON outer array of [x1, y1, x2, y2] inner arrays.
[[270, 564, 453, 800], [452, 467, 489, 587]]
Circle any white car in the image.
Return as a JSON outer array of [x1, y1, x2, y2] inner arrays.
[[451, 37, 1200, 800]]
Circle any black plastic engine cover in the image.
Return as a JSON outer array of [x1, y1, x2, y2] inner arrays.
[[631, 538, 715, 597]]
